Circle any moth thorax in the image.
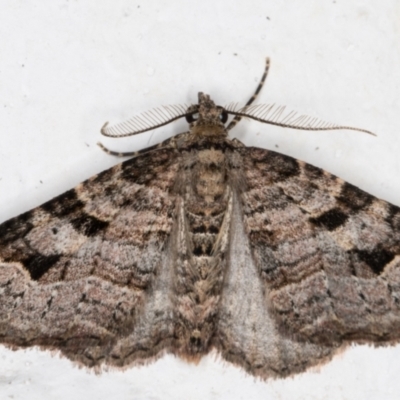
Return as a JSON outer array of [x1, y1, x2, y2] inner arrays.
[[191, 124, 227, 137], [189, 149, 227, 203]]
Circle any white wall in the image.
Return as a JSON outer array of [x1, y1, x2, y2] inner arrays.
[[1, 1, 400, 399]]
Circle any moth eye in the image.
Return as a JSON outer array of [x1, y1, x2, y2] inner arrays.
[[219, 110, 228, 123], [186, 113, 199, 123]]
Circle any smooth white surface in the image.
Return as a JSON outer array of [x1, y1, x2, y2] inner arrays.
[[1, 1, 400, 399]]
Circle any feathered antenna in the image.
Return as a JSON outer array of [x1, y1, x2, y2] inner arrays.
[[101, 104, 190, 137], [101, 58, 375, 141], [225, 103, 375, 136]]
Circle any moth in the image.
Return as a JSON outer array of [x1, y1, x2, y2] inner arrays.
[[1, 59, 399, 380]]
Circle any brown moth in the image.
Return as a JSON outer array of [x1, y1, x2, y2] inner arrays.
[[1, 59, 399, 379]]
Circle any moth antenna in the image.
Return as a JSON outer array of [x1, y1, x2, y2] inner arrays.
[[226, 57, 270, 131], [227, 103, 376, 136], [101, 104, 190, 137]]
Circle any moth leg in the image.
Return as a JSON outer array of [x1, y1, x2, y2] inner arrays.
[[97, 142, 145, 157], [226, 57, 270, 131], [230, 137, 246, 147], [97, 131, 189, 158]]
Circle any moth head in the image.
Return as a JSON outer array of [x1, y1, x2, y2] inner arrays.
[[185, 92, 228, 136]]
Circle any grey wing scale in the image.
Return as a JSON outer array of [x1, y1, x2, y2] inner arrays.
[[215, 191, 338, 379], [239, 147, 400, 345], [0, 147, 179, 366]]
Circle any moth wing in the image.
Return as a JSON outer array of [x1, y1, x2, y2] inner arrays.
[[0, 147, 179, 366], [239, 147, 400, 344], [216, 190, 338, 379]]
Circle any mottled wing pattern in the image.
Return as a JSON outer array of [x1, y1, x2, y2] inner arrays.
[[215, 190, 339, 379], [0, 147, 179, 365], [240, 147, 400, 344]]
